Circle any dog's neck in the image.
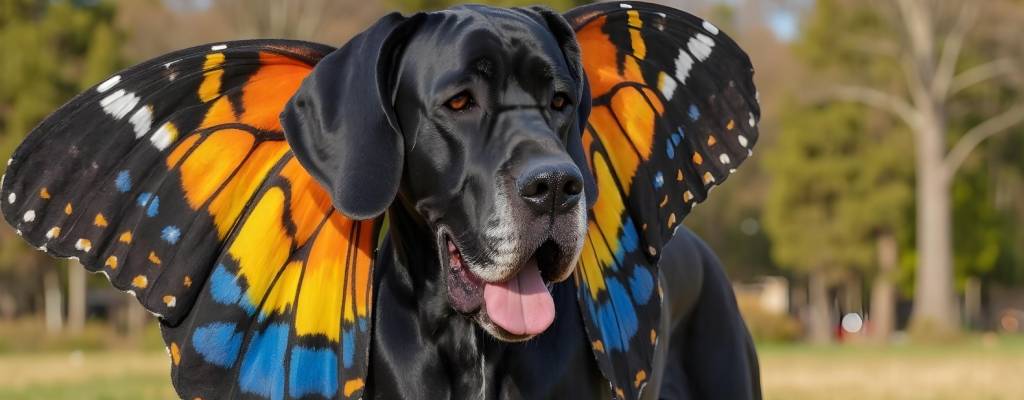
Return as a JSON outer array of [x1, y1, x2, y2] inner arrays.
[[382, 199, 462, 333], [369, 198, 500, 397]]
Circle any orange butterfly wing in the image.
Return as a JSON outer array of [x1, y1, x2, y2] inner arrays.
[[567, 2, 760, 398], [1, 40, 379, 399]]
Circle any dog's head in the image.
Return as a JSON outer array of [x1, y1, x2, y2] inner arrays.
[[282, 6, 595, 342]]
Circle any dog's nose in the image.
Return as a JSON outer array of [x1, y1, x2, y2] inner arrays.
[[517, 162, 583, 213]]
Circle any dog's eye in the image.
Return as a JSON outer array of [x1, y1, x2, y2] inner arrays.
[[445, 92, 475, 111], [551, 93, 570, 111]]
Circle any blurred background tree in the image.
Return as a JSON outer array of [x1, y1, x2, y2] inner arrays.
[[0, 0, 122, 334], [814, 0, 1024, 336], [764, 101, 913, 343]]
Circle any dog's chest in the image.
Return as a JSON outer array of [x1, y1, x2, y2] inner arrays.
[[366, 248, 608, 399]]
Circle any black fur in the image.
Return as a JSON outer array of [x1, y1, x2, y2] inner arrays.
[[283, 5, 760, 399]]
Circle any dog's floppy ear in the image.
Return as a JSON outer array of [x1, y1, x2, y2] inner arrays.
[[526, 6, 598, 208], [282, 13, 423, 220]]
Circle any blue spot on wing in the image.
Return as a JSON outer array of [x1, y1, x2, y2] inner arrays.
[[689, 104, 700, 121], [629, 266, 654, 305], [210, 264, 242, 306], [192, 322, 243, 368], [147, 197, 159, 217], [342, 331, 354, 368], [666, 138, 675, 159], [289, 347, 338, 398], [161, 226, 180, 244], [115, 170, 131, 192], [612, 217, 641, 268], [654, 172, 664, 189], [209, 264, 258, 316], [239, 324, 289, 400], [604, 279, 639, 351], [621, 218, 639, 252], [136, 192, 159, 217]]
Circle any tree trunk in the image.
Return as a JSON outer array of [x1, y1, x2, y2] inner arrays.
[[963, 277, 982, 329], [43, 265, 63, 335], [125, 297, 148, 340], [870, 232, 898, 342], [807, 270, 834, 344], [67, 260, 87, 335], [910, 111, 958, 335]]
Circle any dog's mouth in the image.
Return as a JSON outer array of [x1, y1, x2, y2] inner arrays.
[[442, 232, 563, 341]]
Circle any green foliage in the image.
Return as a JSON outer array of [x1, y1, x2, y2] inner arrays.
[[0, 0, 122, 301], [763, 100, 913, 276], [390, 0, 591, 13], [0, 0, 122, 163], [794, 0, 901, 85]]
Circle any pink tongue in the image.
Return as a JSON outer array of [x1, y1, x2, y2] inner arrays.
[[483, 258, 555, 336]]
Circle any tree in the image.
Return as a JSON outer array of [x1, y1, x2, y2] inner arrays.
[[828, 0, 1024, 335], [760, 0, 917, 343], [763, 101, 913, 343], [0, 0, 122, 329]]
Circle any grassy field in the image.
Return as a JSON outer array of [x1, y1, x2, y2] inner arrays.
[[759, 335, 1024, 400], [0, 330, 1022, 399]]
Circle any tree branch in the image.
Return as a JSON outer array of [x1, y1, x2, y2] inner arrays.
[[943, 103, 1024, 178], [902, 54, 931, 111], [832, 85, 921, 130], [932, 2, 978, 98], [948, 58, 1016, 97]]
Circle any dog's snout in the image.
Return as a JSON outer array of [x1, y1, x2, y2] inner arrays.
[[517, 162, 583, 213]]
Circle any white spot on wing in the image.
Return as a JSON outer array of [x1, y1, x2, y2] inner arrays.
[[22, 210, 35, 222], [129, 105, 153, 138], [74, 239, 92, 252], [738, 135, 749, 148], [673, 49, 694, 85], [97, 75, 121, 93], [211, 44, 227, 51], [719, 154, 731, 165], [748, 112, 756, 127], [619, 3, 632, 8], [151, 123, 177, 151], [660, 73, 678, 101], [100, 90, 140, 119], [7, 193, 15, 204], [703, 21, 720, 35], [688, 34, 715, 61]]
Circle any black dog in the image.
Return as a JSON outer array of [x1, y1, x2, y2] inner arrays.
[[2, 2, 760, 399], [283, 5, 761, 398]]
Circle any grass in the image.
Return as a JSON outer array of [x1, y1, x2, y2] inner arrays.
[[0, 352, 174, 400], [759, 335, 1024, 400], [0, 320, 1022, 399]]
